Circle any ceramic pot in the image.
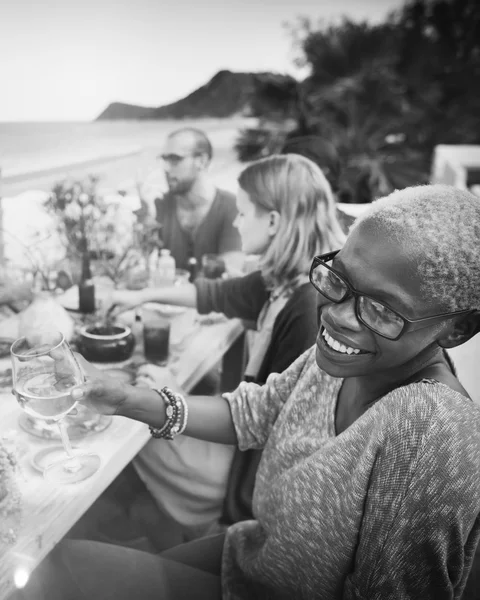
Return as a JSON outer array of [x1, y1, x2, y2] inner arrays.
[[77, 324, 135, 363]]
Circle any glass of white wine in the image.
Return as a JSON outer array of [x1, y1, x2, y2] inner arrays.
[[10, 330, 101, 484]]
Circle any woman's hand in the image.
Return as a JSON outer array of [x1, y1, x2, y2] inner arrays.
[[136, 364, 183, 395], [97, 289, 145, 320], [73, 353, 130, 416]]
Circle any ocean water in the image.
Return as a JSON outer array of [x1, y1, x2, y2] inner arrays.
[[0, 118, 245, 177], [0, 119, 246, 271]]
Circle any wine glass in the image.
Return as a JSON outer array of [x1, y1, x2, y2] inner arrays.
[[10, 330, 101, 484]]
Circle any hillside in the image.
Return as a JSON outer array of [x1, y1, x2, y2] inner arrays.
[[96, 102, 156, 120], [96, 70, 294, 120]]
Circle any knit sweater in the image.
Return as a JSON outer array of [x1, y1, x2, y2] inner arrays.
[[222, 347, 480, 599]]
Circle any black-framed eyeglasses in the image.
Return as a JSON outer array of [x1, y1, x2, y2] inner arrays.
[[309, 250, 472, 341]]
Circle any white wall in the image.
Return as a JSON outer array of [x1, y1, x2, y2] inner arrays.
[[448, 336, 480, 405]]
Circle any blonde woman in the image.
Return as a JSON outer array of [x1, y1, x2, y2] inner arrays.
[[102, 154, 346, 547]]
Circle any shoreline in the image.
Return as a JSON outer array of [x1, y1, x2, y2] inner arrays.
[[0, 119, 247, 199], [1, 150, 142, 185], [0, 118, 254, 176], [0, 119, 248, 198], [0, 124, 245, 269]]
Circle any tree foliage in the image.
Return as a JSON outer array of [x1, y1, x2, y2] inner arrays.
[[236, 0, 480, 203], [395, 0, 480, 150]]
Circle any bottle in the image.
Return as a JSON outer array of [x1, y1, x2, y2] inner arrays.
[[78, 252, 95, 314], [187, 257, 198, 283], [148, 247, 159, 285], [156, 249, 176, 286], [130, 310, 144, 364]]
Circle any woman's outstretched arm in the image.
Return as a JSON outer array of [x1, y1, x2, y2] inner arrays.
[[101, 284, 198, 319], [75, 355, 237, 445], [119, 386, 237, 445]]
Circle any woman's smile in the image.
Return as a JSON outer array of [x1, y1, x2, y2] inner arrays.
[[317, 326, 373, 364], [322, 327, 369, 355]]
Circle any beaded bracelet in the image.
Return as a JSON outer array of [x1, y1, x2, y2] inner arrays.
[[161, 387, 183, 439], [149, 387, 188, 440], [172, 392, 188, 437], [177, 394, 189, 435], [148, 388, 177, 439]]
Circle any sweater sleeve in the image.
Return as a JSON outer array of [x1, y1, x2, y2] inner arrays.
[[194, 271, 269, 321], [343, 386, 480, 600], [224, 347, 314, 450]]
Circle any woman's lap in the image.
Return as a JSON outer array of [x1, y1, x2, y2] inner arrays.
[[160, 533, 225, 575], [18, 535, 224, 600]]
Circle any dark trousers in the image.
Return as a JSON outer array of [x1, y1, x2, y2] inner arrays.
[[15, 534, 225, 600], [66, 462, 221, 553]]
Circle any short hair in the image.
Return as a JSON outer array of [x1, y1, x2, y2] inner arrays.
[[168, 128, 213, 162], [352, 184, 480, 311], [238, 154, 346, 289]]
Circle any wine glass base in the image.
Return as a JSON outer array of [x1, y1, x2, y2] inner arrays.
[[43, 453, 101, 484]]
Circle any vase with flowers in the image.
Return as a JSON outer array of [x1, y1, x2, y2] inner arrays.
[[44, 175, 148, 290]]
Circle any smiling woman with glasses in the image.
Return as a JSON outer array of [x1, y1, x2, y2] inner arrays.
[[18, 184, 480, 600], [310, 249, 473, 341]]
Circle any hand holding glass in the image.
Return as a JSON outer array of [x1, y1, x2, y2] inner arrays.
[[10, 331, 101, 484]]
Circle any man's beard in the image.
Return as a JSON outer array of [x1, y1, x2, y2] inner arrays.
[[167, 177, 195, 195]]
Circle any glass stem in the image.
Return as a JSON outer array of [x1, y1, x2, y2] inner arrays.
[[57, 420, 82, 473], [57, 420, 76, 459]]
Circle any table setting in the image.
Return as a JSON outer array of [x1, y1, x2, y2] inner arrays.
[[0, 272, 244, 597], [0, 297, 192, 474]]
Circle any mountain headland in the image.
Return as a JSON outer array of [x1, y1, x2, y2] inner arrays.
[[96, 70, 294, 120]]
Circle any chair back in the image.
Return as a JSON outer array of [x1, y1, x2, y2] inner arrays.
[[447, 335, 480, 404]]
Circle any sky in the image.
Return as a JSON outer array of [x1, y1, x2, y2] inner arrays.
[[1, 0, 405, 122]]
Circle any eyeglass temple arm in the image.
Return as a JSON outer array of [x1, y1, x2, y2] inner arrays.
[[315, 250, 340, 263], [404, 308, 473, 328]]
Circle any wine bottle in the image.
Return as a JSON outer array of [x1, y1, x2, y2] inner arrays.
[[130, 310, 144, 364], [187, 257, 198, 283], [78, 252, 95, 313]]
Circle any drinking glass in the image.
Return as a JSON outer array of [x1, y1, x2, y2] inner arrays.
[[201, 254, 226, 279], [142, 307, 170, 364], [10, 331, 101, 484]]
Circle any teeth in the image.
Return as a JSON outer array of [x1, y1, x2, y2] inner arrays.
[[322, 329, 362, 355]]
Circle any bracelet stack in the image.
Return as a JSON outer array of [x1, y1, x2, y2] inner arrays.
[[149, 387, 188, 440]]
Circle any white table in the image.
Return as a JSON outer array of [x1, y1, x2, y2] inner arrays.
[[0, 313, 243, 599]]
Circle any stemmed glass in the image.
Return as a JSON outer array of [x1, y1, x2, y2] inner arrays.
[[10, 330, 101, 484]]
